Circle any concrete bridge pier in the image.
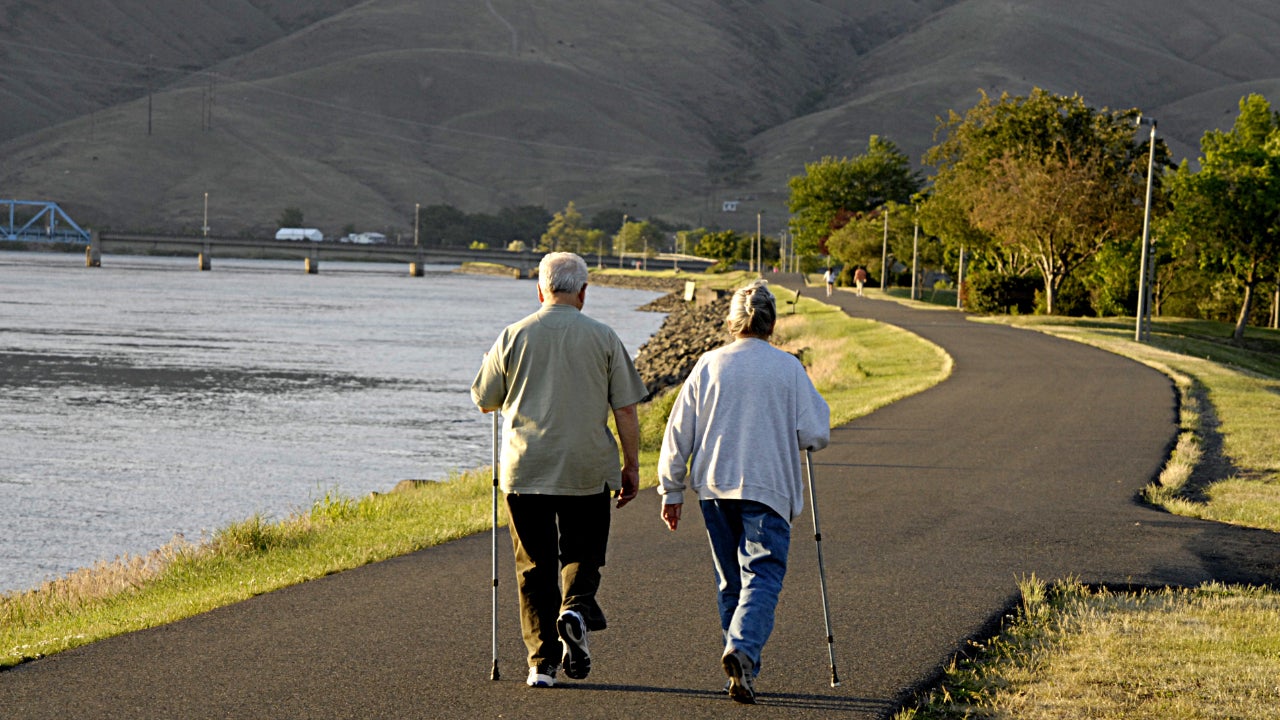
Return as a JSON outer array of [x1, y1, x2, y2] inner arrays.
[[198, 243, 212, 271], [304, 250, 319, 274], [409, 249, 425, 277], [86, 231, 102, 267]]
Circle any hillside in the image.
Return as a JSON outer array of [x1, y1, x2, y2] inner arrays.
[[2, 0, 1280, 240]]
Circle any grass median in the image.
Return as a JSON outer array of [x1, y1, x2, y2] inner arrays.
[[1, 282, 950, 669], [895, 312, 1280, 719]]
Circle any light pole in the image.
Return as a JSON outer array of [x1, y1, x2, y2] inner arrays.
[[202, 192, 209, 238], [1135, 116, 1157, 342], [747, 210, 757, 274], [618, 214, 628, 268], [880, 206, 889, 291], [414, 203, 420, 247], [911, 214, 919, 301]]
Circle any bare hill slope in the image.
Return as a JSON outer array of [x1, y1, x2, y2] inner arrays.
[[2, 0, 1279, 239]]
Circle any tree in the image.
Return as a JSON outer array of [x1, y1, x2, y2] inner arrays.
[[417, 204, 469, 246], [1165, 93, 1280, 341], [825, 202, 929, 283], [922, 89, 1160, 314], [497, 205, 553, 244], [695, 230, 743, 266], [615, 220, 663, 259], [277, 207, 304, 228], [787, 136, 921, 256], [541, 201, 594, 253]]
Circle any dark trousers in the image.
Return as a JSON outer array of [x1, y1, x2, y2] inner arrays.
[[506, 490, 612, 668]]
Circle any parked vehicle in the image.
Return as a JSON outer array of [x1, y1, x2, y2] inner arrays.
[[276, 228, 323, 242]]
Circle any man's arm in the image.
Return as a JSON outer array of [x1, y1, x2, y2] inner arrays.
[[612, 403, 640, 508]]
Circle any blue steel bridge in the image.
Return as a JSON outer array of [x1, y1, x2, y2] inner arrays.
[[2, 199, 713, 275], [2, 200, 91, 244]]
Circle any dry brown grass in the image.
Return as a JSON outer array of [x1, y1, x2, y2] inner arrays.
[[1, 536, 196, 629], [7, 2, 1280, 235]]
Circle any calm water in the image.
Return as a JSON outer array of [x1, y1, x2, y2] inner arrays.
[[0, 252, 665, 594]]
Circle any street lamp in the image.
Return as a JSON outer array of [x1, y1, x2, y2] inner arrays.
[[202, 192, 209, 238], [1135, 116, 1157, 342], [414, 202, 420, 247], [617, 214, 628, 268], [911, 213, 920, 301], [880, 206, 889, 291], [747, 210, 757, 274]]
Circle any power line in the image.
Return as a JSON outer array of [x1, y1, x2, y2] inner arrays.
[[0, 38, 707, 171]]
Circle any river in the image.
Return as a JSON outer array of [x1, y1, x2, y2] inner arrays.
[[0, 251, 665, 595]]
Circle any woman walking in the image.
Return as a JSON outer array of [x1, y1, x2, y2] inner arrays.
[[657, 280, 830, 704]]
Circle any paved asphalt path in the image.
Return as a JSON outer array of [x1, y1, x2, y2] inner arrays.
[[5, 277, 1279, 719]]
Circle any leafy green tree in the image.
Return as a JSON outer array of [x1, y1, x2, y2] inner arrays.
[[675, 228, 709, 256], [497, 205, 553, 244], [787, 136, 921, 257], [614, 220, 664, 258], [277, 207, 304, 228], [922, 89, 1161, 314], [417, 204, 469, 246], [588, 208, 629, 233], [1165, 93, 1280, 341], [541, 201, 594, 253], [696, 230, 742, 265]]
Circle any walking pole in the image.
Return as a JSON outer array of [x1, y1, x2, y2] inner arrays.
[[490, 410, 501, 681], [804, 449, 841, 687]]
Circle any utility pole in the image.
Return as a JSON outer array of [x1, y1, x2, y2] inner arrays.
[[880, 207, 889, 291], [147, 54, 154, 136], [911, 215, 920, 301], [414, 203, 420, 246], [747, 210, 757, 274], [1135, 116, 1158, 342]]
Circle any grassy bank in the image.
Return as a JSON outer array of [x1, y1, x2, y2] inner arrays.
[[895, 312, 1280, 719], [1, 280, 950, 669]]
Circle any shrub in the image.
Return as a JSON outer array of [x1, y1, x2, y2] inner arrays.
[[964, 273, 1039, 314]]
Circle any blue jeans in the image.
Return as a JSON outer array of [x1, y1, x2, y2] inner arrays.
[[700, 499, 791, 673]]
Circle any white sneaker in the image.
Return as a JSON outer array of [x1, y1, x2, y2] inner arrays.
[[722, 649, 756, 704], [526, 664, 556, 688], [556, 609, 591, 680]]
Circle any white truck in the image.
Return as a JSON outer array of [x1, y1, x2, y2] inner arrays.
[[275, 227, 323, 242]]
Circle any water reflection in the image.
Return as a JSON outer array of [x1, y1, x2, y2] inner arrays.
[[0, 252, 665, 593]]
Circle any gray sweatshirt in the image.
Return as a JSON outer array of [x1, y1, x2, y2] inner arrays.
[[658, 337, 831, 522]]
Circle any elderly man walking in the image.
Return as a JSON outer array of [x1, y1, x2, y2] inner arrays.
[[472, 252, 647, 689]]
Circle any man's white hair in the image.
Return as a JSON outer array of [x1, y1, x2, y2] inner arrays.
[[539, 252, 589, 295]]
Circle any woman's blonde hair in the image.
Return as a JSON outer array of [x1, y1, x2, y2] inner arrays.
[[726, 280, 776, 338]]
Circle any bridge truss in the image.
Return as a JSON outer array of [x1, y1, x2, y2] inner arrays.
[[2, 200, 91, 244]]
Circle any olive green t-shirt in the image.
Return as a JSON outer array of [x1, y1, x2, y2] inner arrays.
[[471, 303, 647, 495]]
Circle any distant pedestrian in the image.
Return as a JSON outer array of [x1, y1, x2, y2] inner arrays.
[[854, 266, 868, 297], [657, 280, 831, 704], [472, 252, 647, 689], [823, 267, 835, 296]]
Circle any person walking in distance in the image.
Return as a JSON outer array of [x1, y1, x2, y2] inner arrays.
[[854, 266, 868, 297], [823, 267, 835, 296], [472, 252, 647, 689], [657, 280, 831, 704]]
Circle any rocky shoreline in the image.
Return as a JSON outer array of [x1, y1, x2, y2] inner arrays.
[[630, 286, 732, 400], [458, 265, 734, 400]]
